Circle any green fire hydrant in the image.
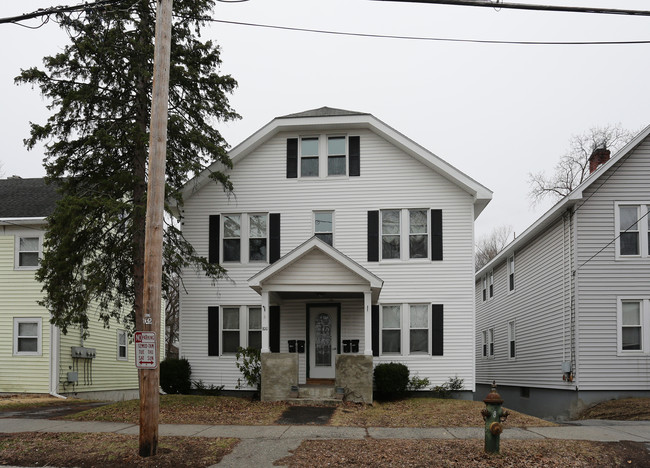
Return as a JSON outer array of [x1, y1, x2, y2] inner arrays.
[[481, 381, 509, 454]]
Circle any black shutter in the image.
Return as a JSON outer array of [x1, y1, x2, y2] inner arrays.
[[287, 138, 298, 178], [269, 213, 281, 263], [431, 209, 443, 261], [372, 305, 380, 357], [432, 304, 443, 356], [209, 215, 220, 264], [368, 211, 379, 262], [270, 306, 280, 353], [349, 136, 360, 177], [208, 306, 220, 356]]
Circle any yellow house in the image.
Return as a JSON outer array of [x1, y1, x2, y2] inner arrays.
[[0, 177, 163, 400]]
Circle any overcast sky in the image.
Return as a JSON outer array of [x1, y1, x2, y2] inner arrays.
[[1, 0, 649, 240]]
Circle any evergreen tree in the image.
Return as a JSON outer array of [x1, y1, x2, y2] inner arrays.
[[16, 0, 238, 334]]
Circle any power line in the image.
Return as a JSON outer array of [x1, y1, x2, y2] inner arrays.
[[376, 0, 650, 17], [0, 0, 123, 26], [196, 17, 650, 46]]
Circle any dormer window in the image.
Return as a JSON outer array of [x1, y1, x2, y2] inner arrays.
[[300, 137, 319, 177], [327, 136, 346, 176]]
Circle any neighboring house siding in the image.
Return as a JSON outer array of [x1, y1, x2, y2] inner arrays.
[[0, 230, 50, 393], [575, 140, 650, 391], [476, 215, 575, 390], [181, 128, 476, 390]]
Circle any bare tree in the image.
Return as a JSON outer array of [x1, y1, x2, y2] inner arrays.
[[165, 274, 180, 359], [476, 225, 514, 271], [528, 124, 635, 204]]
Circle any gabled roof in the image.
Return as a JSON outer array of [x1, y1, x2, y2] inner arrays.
[[475, 123, 650, 279], [249, 236, 384, 301], [179, 108, 492, 218], [0, 177, 61, 221]]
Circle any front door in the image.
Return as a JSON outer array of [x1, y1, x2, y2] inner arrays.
[[308, 306, 338, 379]]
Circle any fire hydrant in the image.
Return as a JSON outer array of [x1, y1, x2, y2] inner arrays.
[[481, 381, 509, 454]]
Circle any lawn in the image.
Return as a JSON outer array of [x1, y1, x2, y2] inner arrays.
[[67, 394, 556, 428], [579, 397, 650, 421]]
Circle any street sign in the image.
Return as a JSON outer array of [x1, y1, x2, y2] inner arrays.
[[135, 331, 157, 369]]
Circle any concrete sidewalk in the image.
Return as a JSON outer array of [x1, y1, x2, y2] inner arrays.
[[2, 418, 650, 467]]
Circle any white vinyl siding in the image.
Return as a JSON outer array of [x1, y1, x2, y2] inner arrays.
[[180, 128, 477, 391], [576, 139, 650, 390]]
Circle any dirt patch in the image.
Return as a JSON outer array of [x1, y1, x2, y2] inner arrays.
[[277, 406, 335, 425], [579, 398, 650, 421], [0, 432, 237, 468], [275, 439, 650, 467]]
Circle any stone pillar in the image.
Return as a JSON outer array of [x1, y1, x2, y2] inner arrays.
[[336, 354, 373, 404], [261, 353, 298, 401]]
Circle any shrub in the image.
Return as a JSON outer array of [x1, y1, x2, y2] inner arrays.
[[433, 375, 465, 398], [160, 357, 192, 394], [408, 374, 430, 391], [193, 379, 225, 396], [235, 346, 261, 396], [374, 362, 410, 400]]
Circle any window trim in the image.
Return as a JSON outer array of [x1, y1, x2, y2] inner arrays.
[[615, 202, 649, 259], [313, 211, 334, 246], [508, 320, 516, 360], [488, 270, 494, 299], [408, 209, 429, 259], [117, 329, 128, 361], [247, 306, 262, 352], [13, 317, 42, 356], [248, 213, 268, 263], [507, 255, 515, 293], [222, 213, 242, 263], [221, 306, 241, 355], [482, 276, 487, 302], [482, 330, 488, 358], [380, 304, 402, 355], [14, 235, 43, 270], [488, 328, 495, 358], [617, 297, 650, 356]]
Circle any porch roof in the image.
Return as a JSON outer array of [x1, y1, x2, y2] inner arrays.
[[248, 237, 383, 301]]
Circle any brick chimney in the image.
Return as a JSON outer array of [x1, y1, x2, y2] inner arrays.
[[588, 147, 610, 174]]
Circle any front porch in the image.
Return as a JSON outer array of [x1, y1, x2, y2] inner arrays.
[[247, 238, 383, 403]]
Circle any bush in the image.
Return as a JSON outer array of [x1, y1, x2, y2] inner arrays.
[[433, 375, 464, 398], [192, 379, 225, 396], [374, 362, 410, 400], [408, 374, 430, 391], [160, 357, 192, 394], [235, 346, 261, 397]]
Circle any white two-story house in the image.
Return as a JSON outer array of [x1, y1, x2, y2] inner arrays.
[[177, 107, 491, 402], [475, 125, 650, 419]]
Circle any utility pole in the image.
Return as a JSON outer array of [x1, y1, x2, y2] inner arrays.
[[139, 0, 173, 458]]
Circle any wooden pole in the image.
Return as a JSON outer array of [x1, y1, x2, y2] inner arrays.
[[139, 0, 173, 457]]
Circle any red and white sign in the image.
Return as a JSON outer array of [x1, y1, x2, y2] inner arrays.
[[135, 331, 157, 369]]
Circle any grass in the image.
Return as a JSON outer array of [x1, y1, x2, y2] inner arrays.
[[578, 397, 650, 421]]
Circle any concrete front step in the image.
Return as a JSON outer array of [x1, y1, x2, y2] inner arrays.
[[298, 384, 336, 399], [285, 398, 341, 406]]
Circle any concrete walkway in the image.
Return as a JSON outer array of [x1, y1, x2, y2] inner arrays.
[[2, 418, 650, 467]]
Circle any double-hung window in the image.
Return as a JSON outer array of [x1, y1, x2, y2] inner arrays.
[[507, 255, 515, 292], [117, 330, 128, 360], [381, 305, 401, 354], [482, 277, 487, 302], [409, 304, 429, 353], [223, 215, 241, 262], [300, 137, 319, 177], [482, 330, 488, 358], [381, 210, 401, 260], [314, 211, 334, 246], [488, 328, 495, 357], [16, 236, 40, 269], [327, 136, 346, 176], [617, 298, 650, 355], [222, 307, 240, 354], [508, 321, 516, 359], [616, 204, 650, 258], [14, 318, 41, 355], [248, 214, 267, 262], [248, 307, 262, 351], [409, 209, 428, 259], [488, 271, 494, 299]]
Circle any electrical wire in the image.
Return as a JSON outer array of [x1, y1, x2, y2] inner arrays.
[[191, 17, 650, 46]]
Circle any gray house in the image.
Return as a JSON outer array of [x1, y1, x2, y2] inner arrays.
[[475, 125, 650, 420]]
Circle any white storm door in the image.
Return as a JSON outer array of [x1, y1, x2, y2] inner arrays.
[[309, 306, 337, 379]]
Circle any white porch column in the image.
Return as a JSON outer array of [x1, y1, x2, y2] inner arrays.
[[364, 290, 373, 355], [261, 290, 271, 353]]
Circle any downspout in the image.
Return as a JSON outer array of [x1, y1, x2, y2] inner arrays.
[[49, 323, 67, 399]]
